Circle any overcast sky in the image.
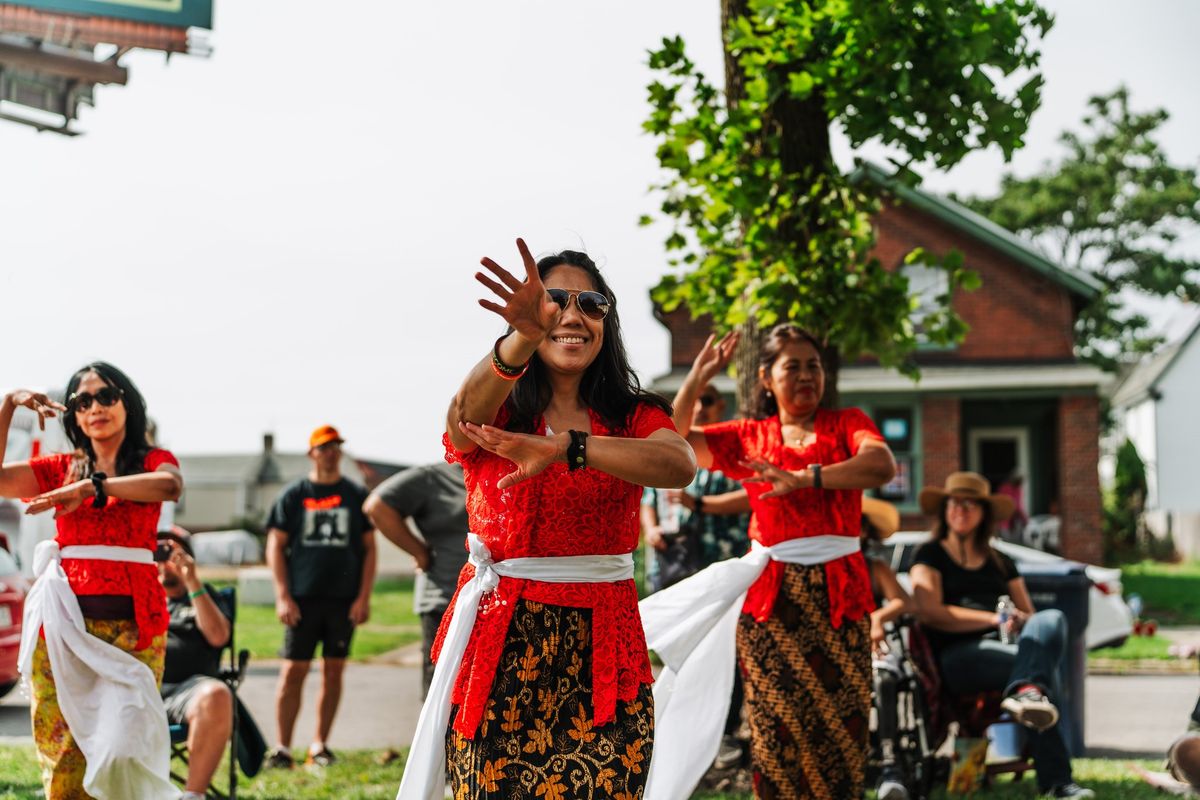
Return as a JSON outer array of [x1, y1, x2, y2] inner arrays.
[[1, 0, 1197, 465]]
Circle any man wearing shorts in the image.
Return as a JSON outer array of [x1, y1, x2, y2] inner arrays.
[[265, 425, 375, 768], [158, 527, 266, 797]]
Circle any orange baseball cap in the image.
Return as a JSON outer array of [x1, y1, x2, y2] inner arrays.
[[309, 424, 344, 450]]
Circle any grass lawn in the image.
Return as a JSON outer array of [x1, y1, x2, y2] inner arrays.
[[1089, 633, 1172, 661], [0, 746, 1169, 799], [222, 577, 423, 663], [1121, 560, 1200, 625]]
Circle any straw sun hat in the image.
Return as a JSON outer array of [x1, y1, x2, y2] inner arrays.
[[862, 496, 901, 539], [918, 471, 1015, 522]]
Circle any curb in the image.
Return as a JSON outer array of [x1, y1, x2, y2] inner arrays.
[[1088, 658, 1199, 676]]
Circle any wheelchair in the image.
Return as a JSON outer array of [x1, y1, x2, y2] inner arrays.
[[167, 585, 262, 800], [868, 617, 1034, 799]]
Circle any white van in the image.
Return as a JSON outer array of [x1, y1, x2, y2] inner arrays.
[[0, 391, 72, 577]]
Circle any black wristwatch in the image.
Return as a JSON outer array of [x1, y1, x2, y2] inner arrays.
[[90, 472, 108, 509], [808, 463, 823, 490], [567, 430, 589, 471]]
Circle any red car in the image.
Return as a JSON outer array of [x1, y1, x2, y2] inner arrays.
[[0, 534, 28, 699]]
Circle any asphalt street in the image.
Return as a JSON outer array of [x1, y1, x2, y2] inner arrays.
[[2, 653, 1196, 759]]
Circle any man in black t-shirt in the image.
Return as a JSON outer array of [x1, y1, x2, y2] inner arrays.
[[264, 425, 376, 769], [158, 528, 266, 799]]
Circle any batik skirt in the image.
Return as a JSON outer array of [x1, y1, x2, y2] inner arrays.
[[737, 562, 872, 800], [446, 599, 653, 800], [30, 617, 166, 800]]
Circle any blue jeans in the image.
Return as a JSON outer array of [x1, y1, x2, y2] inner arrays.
[[937, 609, 1073, 791]]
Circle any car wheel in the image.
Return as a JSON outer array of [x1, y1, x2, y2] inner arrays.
[[0, 680, 17, 699]]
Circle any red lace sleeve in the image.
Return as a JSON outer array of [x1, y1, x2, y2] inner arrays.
[[838, 407, 884, 454], [29, 454, 71, 494], [443, 406, 509, 464], [629, 403, 675, 438], [144, 448, 179, 471], [701, 419, 753, 479]]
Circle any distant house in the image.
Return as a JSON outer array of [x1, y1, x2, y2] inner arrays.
[[652, 162, 1108, 564], [1108, 316, 1200, 557], [174, 433, 406, 533]]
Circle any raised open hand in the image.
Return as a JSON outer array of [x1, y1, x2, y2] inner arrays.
[[25, 480, 90, 518], [7, 390, 67, 431], [691, 331, 740, 385], [457, 421, 564, 490], [740, 458, 804, 498], [476, 238, 562, 344]]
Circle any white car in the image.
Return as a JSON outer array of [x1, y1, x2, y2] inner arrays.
[[879, 532, 1134, 651]]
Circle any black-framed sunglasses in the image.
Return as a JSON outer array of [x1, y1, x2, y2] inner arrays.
[[68, 386, 124, 414], [546, 288, 610, 321]]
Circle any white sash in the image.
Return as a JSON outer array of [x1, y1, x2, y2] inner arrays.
[[396, 533, 635, 800], [640, 535, 862, 800], [18, 540, 179, 800]]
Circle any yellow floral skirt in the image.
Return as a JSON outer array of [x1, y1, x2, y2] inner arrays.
[[30, 617, 165, 800], [446, 600, 653, 800]]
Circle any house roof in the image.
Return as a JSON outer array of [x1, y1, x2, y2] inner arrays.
[[1110, 315, 1200, 408], [850, 161, 1103, 300]]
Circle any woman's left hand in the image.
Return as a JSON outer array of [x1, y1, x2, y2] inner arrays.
[[740, 459, 805, 498], [458, 421, 565, 490], [25, 480, 92, 517]]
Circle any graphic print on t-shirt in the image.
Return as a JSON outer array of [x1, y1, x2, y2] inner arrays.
[[302, 495, 350, 548]]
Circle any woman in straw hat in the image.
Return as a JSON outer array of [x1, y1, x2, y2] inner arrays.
[[909, 471, 1093, 799]]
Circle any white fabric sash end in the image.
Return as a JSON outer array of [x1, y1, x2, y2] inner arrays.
[[396, 533, 635, 800]]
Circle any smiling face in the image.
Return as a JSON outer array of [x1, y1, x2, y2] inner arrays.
[[72, 371, 128, 445], [760, 340, 825, 419], [945, 496, 985, 537], [536, 264, 605, 375]]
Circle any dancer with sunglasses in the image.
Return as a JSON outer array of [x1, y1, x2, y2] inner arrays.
[[0, 363, 183, 799], [396, 239, 695, 800]]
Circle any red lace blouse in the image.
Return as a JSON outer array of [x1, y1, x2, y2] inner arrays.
[[30, 449, 177, 650], [703, 408, 883, 628], [434, 402, 674, 738]]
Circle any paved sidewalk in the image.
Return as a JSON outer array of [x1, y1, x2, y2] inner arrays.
[[3, 660, 1198, 759]]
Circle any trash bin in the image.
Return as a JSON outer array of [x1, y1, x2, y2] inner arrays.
[[1020, 562, 1091, 756]]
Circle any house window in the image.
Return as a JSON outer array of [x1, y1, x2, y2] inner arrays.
[[867, 405, 920, 510], [903, 262, 950, 339]]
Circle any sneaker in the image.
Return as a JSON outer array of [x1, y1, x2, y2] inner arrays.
[[1042, 782, 1095, 798], [712, 735, 743, 770], [877, 765, 910, 800], [1001, 684, 1060, 732], [306, 747, 337, 767], [265, 747, 294, 769]]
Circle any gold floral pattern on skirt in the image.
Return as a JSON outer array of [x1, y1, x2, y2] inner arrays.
[[737, 562, 872, 800], [446, 600, 653, 800], [31, 617, 165, 800]]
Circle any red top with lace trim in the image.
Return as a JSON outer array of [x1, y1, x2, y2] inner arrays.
[[702, 408, 882, 627], [434, 402, 674, 738], [30, 449, 177, 650]]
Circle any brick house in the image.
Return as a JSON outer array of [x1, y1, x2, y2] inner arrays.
[[651, 162, 1108, 565]]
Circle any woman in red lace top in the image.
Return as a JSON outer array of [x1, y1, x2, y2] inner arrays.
[[673, 324, 896, 799], [0, 362, 183, 798], [428, 239, 694, 800]]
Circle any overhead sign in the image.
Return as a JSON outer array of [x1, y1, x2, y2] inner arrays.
[[3, 0, 212, 30]]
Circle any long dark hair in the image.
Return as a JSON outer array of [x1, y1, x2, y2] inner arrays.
[[931, 496, 1004, 569], [751, 324, 824, 419], [63, 362, 153, 479], [504, 250, 672, 434]]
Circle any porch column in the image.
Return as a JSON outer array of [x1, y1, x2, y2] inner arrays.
[[1058, 395, 1103, 564]]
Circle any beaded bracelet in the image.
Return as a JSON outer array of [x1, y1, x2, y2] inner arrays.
[[491, 335, 529, 381], [567, 430, 589, 471]]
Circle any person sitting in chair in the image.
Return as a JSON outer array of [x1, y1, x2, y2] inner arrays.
[[158, 526, 264, 799], [910, 472, 1092, 799]]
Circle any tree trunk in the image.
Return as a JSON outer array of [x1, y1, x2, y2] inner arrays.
[[721, 0, 840, 409]]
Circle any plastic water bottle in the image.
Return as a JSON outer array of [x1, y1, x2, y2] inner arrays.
[[657, 490, 680, 534], [996, 595, 1015, 644]]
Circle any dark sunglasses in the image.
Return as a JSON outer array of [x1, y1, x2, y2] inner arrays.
[[699, 394, 720, 407], [68, 386, 124, 413], [546, 288, 610, 321]]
